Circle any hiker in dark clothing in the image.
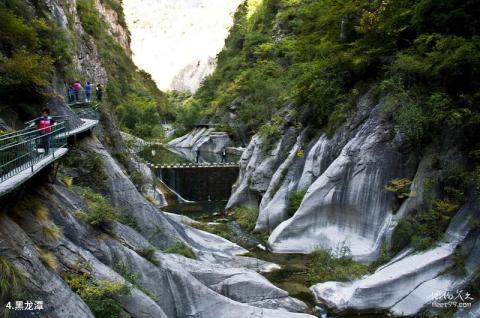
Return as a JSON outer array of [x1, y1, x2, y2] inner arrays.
[[68, 85, 75, 103], [221, 147, 227, 163], [195, 148, 200, 163], [35, 108, 55, 155], [96, 84, 103, 102]]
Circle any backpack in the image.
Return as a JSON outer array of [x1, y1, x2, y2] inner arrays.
[[38, 118, 52, 134]]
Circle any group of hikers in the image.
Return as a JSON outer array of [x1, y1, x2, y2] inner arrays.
[[67, 81, 102, 103], [195, 147, 228, 163]]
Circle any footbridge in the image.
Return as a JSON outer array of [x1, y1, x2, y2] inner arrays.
[[0, 105, 99, 196], [145, 162, 239, 169]]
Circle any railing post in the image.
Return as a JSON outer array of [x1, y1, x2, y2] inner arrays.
[[31, 140, 34, 173]]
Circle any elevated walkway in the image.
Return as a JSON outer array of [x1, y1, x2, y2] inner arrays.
[[146, 162, 239, 169], [0, 147, 68, 196], [0, 106, 99, 197]]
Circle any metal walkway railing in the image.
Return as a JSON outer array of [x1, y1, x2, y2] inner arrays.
[[145, 162, 239, 169], [24, 107, 99, 134], [66, 91, 100, 106], [0, 123, 67, 183], [0, 107, 99, 194]]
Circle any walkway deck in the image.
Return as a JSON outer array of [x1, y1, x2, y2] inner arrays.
[[65, 118, 98, 137], [146, 162, 239, 169], [0, 148, 68, 196]]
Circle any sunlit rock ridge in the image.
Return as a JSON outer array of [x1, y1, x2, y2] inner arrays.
[[123, 0, 242, 92]]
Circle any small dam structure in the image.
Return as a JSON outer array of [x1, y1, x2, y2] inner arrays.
[[157, 165, 238, 201], [137, 144, 241, 202]]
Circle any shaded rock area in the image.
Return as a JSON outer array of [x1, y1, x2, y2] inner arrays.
[[168, 127, 233, 154]]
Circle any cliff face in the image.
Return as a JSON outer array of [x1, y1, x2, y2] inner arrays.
[[0, 1, 315, 317]]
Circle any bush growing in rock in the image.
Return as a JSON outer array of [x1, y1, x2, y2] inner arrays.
[[0, 256, 25, 301], [233, 207, 259, 232], [63, 272, 130, 318], [163, 242, 196, 259], [306, 249, 369, 284], [385, 178, 414, 199], [77, 187, 120, 228], [42, 223, 63, 242], [287, 190, 306, 217], [36, 247, 59, 271]]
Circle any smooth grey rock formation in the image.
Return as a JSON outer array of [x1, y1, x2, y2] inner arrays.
[[226, 127, 299, 210], [4, 158, 313, 318], [82, 137, 250, 260], [255, 131, 306, 231], [168, 127, 233, 153], [0, 216, 94, 318], [268, 104, 416, 261], [310, 197, 480, 316], [158, 253, 308, 313]]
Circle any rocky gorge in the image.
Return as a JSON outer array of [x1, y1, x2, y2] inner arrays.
[[1, 0, 479, 317]]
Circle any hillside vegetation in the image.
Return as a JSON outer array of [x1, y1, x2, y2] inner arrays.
[[184, 0, 479, 151], [0, 0, 171, 138]]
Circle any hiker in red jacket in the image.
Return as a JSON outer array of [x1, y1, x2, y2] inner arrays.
[[35, 108, 55, 154], [73, 81, 82, 102]]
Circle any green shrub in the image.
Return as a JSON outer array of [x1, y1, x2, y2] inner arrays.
[[233, 207, 259, 232], [76, 186, 139, 232], [63, 149, 107, 191], [163, 242, 196, 259], [368, 242, 392, 271], [287, 190, 306, 217], [116, 214, 140, 232], [258, 116, 283, 152], [306, 249, 369, 284], [61, 176, 74, 188], [392, 198, 460, 253], [451, 249, 467, 276], [29, 199, 49, 222], [0, 51, 53, 87], [63, 272, 130, 318], [76, 0, 102, 38], [77, 187, 119, 228], [386, 178, 414, 199]]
